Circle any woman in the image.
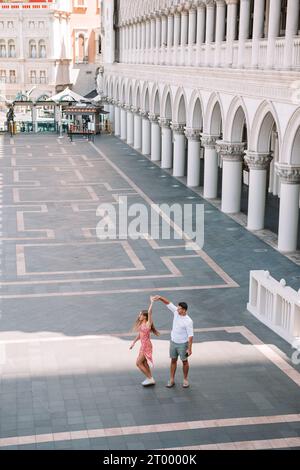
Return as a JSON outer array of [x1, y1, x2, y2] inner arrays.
[[130, 296, 160, 386]]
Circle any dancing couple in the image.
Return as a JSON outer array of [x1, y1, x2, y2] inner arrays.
[[130, 295, 194, 388]]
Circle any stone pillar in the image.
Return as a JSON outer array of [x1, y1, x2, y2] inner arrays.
[[120, 105, 127, 141], [150, 15, 156, 49], [114, 103, 121, 136], [149, 114, 161, 161], [167, 12, 174, 47], [162, 13, 167, 46], [126, 106, 134, 145], [266, 0, 281, 68], [174, 11, 181, 47], [109, 100, 115, 127], [141, 111, 151, 155], [276, 164, 300, 252], [244, 152, 273, 231], [216, 141, 246, 213], [196, 2, 206, 45], [201, 134, 220, 199], [159, 118, 173, 169], [205, 1, 216, 66], [215, 0, 226, 66], [32, 105, 38, 133], [185, 128, 201, 187], [238, 0, 251, 67], [226, 0, 239, 66], [188, 5, 197, 45], [171, 123, 186, 177], [180, 7, 189, 46], [146, 18, 151, 49], [251, 0, 265, 68], [133, 108, 142, 150], [284, 0, 300, 69]]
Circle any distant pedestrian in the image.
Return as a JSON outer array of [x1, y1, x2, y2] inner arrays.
[[130, 296, 159, 386]]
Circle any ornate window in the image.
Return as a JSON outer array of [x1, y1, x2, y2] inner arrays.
[[0, 40, 6, 58], [30, 70, 36, 84], [29, 40, 37, 59], [8, 40, 16, 58], [39, 40, 46, 58], [0, 70, 6, 84], [40, 70, 46, 84], [9, 70, 16, 83]]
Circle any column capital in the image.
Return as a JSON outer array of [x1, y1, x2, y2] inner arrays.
[[131, 106, 139, 114], [171, 122, 185, 134], [244, 151, 273, 170], [216, 141, 246, 161], [124, 104, 132, 112], [225, 0, 239, 4], [275, 163, 300, 184], [158, 117, 171, 128], [200, 134, 219, 149], [148, 113, 159, 123], [185, 128, 201, 141], [139, 109, 148, 118], [205, 0, 216, 8]]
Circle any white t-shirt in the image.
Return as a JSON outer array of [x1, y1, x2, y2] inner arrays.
[[167, 302, 194, 344]]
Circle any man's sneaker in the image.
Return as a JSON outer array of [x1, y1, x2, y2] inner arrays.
[[142, 377, 156, 386]]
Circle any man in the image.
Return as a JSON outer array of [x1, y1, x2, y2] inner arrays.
[[153, 295, 193, 388]]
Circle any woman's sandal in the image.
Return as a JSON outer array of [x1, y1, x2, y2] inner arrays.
[[182, 380, 189, 388], [166, 381, 175, 388]]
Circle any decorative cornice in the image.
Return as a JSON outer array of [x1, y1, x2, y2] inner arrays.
[[184, 128, 201, 141], [244, 152, 273, 170], [200, 134, 219, 149], [158, 117, 171, 128], [275, 163, 300, 184], [216, 141, 246, 161], [171, 122, 185, 134]]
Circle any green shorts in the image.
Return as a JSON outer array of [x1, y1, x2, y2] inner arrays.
[[169, 341, 189, 361]]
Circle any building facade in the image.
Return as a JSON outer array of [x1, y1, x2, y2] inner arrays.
[[0, 0, 72, 102], [69, 0, 102, 95], [99, 0, 300, 254]]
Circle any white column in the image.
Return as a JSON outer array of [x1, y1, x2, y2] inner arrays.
[[114, 104, 121, 136], [120, 106, 127, 141], [32, 106, 38, 133], [171, 123, 186, 177], [215, 0, 226, 66], [201, 135, 219, 199], [225, 0, 238, 66], [185, 129, 201, 187], [159, 118, 173, 169], [146, 18, 151, 49], [167, 13, 174, 47], [196, 3, 206, 65], [150, 15, 156, 48], [216, 141, 245, 213], [276, 164, 300, 252], [205, 2, 216, 66], [126, 107, 134, 145], [188, 6, 197, 45], [149, 114, 161, 161], [284, 0, 300, 69], [162, 14, 167, 46], [133, 110, 142, 150], [238, 0, 251, 67], [109, 102, 115, 127], [251, 0, 265, 68], [155, 14, 161, 48], [174, 11, 181, 46], [180, 8, 188, 46], [245, 152, 272, 231], [141, 112, 151, 155], [266, 0, 281, 68]]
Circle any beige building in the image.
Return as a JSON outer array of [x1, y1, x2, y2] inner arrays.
[[69, 0, 102, 96]]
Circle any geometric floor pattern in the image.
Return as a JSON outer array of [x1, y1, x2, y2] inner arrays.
[[0, 133, 299, 449]]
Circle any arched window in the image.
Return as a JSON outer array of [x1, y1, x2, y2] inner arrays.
[[29, 40, 37, 58], [30, 70, 36, 84], [9, 70, 16, 84], [40, 70, 46, 84], [39, 40, 46, 58], [78, 34, 85, 62], [8, 40, 15, 58], [0, 70, 6, 84], [0, 40, 6, 58]]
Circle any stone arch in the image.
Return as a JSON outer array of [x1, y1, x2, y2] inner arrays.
[[281, 108, 300, 165], [134, 82, 141, 109], [188, 91, 204, 130], [173, 88, 187, 124], [225, 97, 250, 143], [204, 93, 224, 136], [161, 86, 173, 119], [249, 101, 281, 153], [151, 84, 161, 115], [141, 82, 150, 112], [120, 80, 126, 104], [127, 82, 133, 106]]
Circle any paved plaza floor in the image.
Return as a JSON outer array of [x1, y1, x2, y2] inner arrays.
[[0, 133, 300, 450]]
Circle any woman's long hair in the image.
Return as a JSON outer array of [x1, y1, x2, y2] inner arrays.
[[133, 310, 160, 336]]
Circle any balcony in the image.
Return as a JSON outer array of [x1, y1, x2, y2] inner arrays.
[[29, 77, 48, 85], [0, 77, 17, 84]]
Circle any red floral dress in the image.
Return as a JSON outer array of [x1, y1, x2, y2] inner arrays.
[[139, 323, 153, 367]]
